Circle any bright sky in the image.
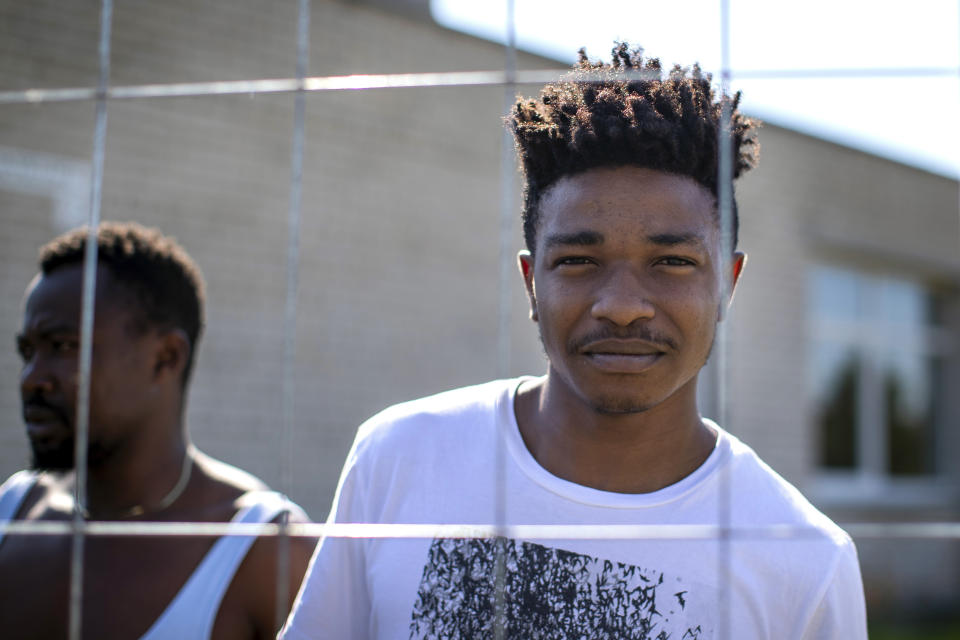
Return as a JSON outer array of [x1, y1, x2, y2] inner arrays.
[[432, 0, 960, 179]]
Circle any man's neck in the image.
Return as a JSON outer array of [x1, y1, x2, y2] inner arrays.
[[514, 374, 716, 494], [81, 424, 191, 520]]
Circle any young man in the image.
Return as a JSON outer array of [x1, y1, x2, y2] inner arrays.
[[282, 45, 867, 639], [0, 222, 315, 639]]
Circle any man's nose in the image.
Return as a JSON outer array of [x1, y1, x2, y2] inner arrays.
[[20, 354, 56, 396], [590, 266, 656, 326]]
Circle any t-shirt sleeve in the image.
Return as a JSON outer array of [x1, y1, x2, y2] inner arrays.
[[800, 537, 868, 640], [279, 438, 372, 640]]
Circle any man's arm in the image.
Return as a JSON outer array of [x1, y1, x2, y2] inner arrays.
[[230, 508, 319, 640]]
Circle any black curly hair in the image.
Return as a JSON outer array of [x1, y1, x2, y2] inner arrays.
[[510, 43, 759, 252], [39, 221, 206, 387]]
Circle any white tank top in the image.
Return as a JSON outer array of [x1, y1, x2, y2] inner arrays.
[[0, 471, 306, 640]]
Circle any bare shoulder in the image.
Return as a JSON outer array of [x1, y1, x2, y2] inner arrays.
[[178, 449, 277, 525], [188, 449, 311, 524], [192, 449, 270, 494]]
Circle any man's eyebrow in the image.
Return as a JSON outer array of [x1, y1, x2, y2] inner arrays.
[[18, 325, 78, 340], [544, 230, 605, 249], [647, 232, 706, 247]]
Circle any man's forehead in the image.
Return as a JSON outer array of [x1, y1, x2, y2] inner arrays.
[[21, 272, 43, 312], [543, 166, 715, 205], [26, 265, 78, 301], [536, 167, 718, 241], [22, 264, 130, 329]]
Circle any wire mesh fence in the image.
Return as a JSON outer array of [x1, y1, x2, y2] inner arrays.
[[0, 0, 958, 637]]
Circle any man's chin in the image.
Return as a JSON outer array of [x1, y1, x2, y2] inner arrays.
[[551, 369, 663, 415], [29, 439, 111, 471], [30, 445, 76, 472]]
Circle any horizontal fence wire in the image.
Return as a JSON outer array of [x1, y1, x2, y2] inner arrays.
[[1, 67, 959, 105], [1, 520, 959, 540]]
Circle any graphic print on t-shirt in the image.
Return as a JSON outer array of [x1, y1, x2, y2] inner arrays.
[[409, 538, 708, 640]]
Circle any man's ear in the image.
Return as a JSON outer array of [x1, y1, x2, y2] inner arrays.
[[731, 251, 746, 291], [718, 251, 747, 321], [153, 328, 190, 383], [517, 250, 538, 323]]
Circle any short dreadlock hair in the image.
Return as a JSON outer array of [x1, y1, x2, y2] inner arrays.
[[510, 43, 759, 252], [39, 221, 206, 387]]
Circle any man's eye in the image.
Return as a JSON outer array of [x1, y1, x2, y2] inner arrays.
[[16, 341, 33, 362], [657, 256, 696, 267], [51, 339, 78, 354], [555, 256, 594, 267]]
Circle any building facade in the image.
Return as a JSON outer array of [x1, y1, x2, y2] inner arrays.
[[1, 0, 957, 621]]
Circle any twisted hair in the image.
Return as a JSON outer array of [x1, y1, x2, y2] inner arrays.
[[510, 43, 759, 251], [39, 221, 206, 387]]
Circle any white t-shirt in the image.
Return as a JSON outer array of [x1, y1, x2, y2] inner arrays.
[[282, 377, 866, 640]]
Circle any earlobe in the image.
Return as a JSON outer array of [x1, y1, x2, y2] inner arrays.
[[516, 251, 538, 323], [518, 250, 533, 281], [732, 251, 747, 288], [718, 252, 747, 322]]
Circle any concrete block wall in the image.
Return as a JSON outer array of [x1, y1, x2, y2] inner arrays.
[[0, 0, 552, 519]]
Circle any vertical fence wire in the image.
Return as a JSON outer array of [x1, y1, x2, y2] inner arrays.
[[493, 2, 518, 638], [716, 0, 734, 637], [68, 1, 113, 638], [275, 0, 311, 630], [498, 2, 518, 383]]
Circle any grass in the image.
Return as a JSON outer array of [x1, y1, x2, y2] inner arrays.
[[869, 621, 960, 640]]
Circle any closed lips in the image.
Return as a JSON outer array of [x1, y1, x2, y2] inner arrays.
[[580, 339, 666, 356], [23, 403, 67, 424], [579, 340, 665, 373]]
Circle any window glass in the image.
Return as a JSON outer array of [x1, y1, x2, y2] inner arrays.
[[809, 266, 939, 477], [812, 343, 859, 469], [883, 350, 935, 475]]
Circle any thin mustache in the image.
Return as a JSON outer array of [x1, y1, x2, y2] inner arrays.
[[570, 328, 678, 353], [22, 396, 69, 423]]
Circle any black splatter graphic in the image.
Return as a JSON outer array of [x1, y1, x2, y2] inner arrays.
[[409, 538, 705, 639]]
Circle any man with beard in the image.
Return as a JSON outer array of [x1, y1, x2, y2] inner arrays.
[[0, 222, 314, 639], [282, 45, 867, 639]]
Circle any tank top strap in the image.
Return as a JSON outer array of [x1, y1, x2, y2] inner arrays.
[[0, 471, 38, 547], [140, 491, 303, 640]]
